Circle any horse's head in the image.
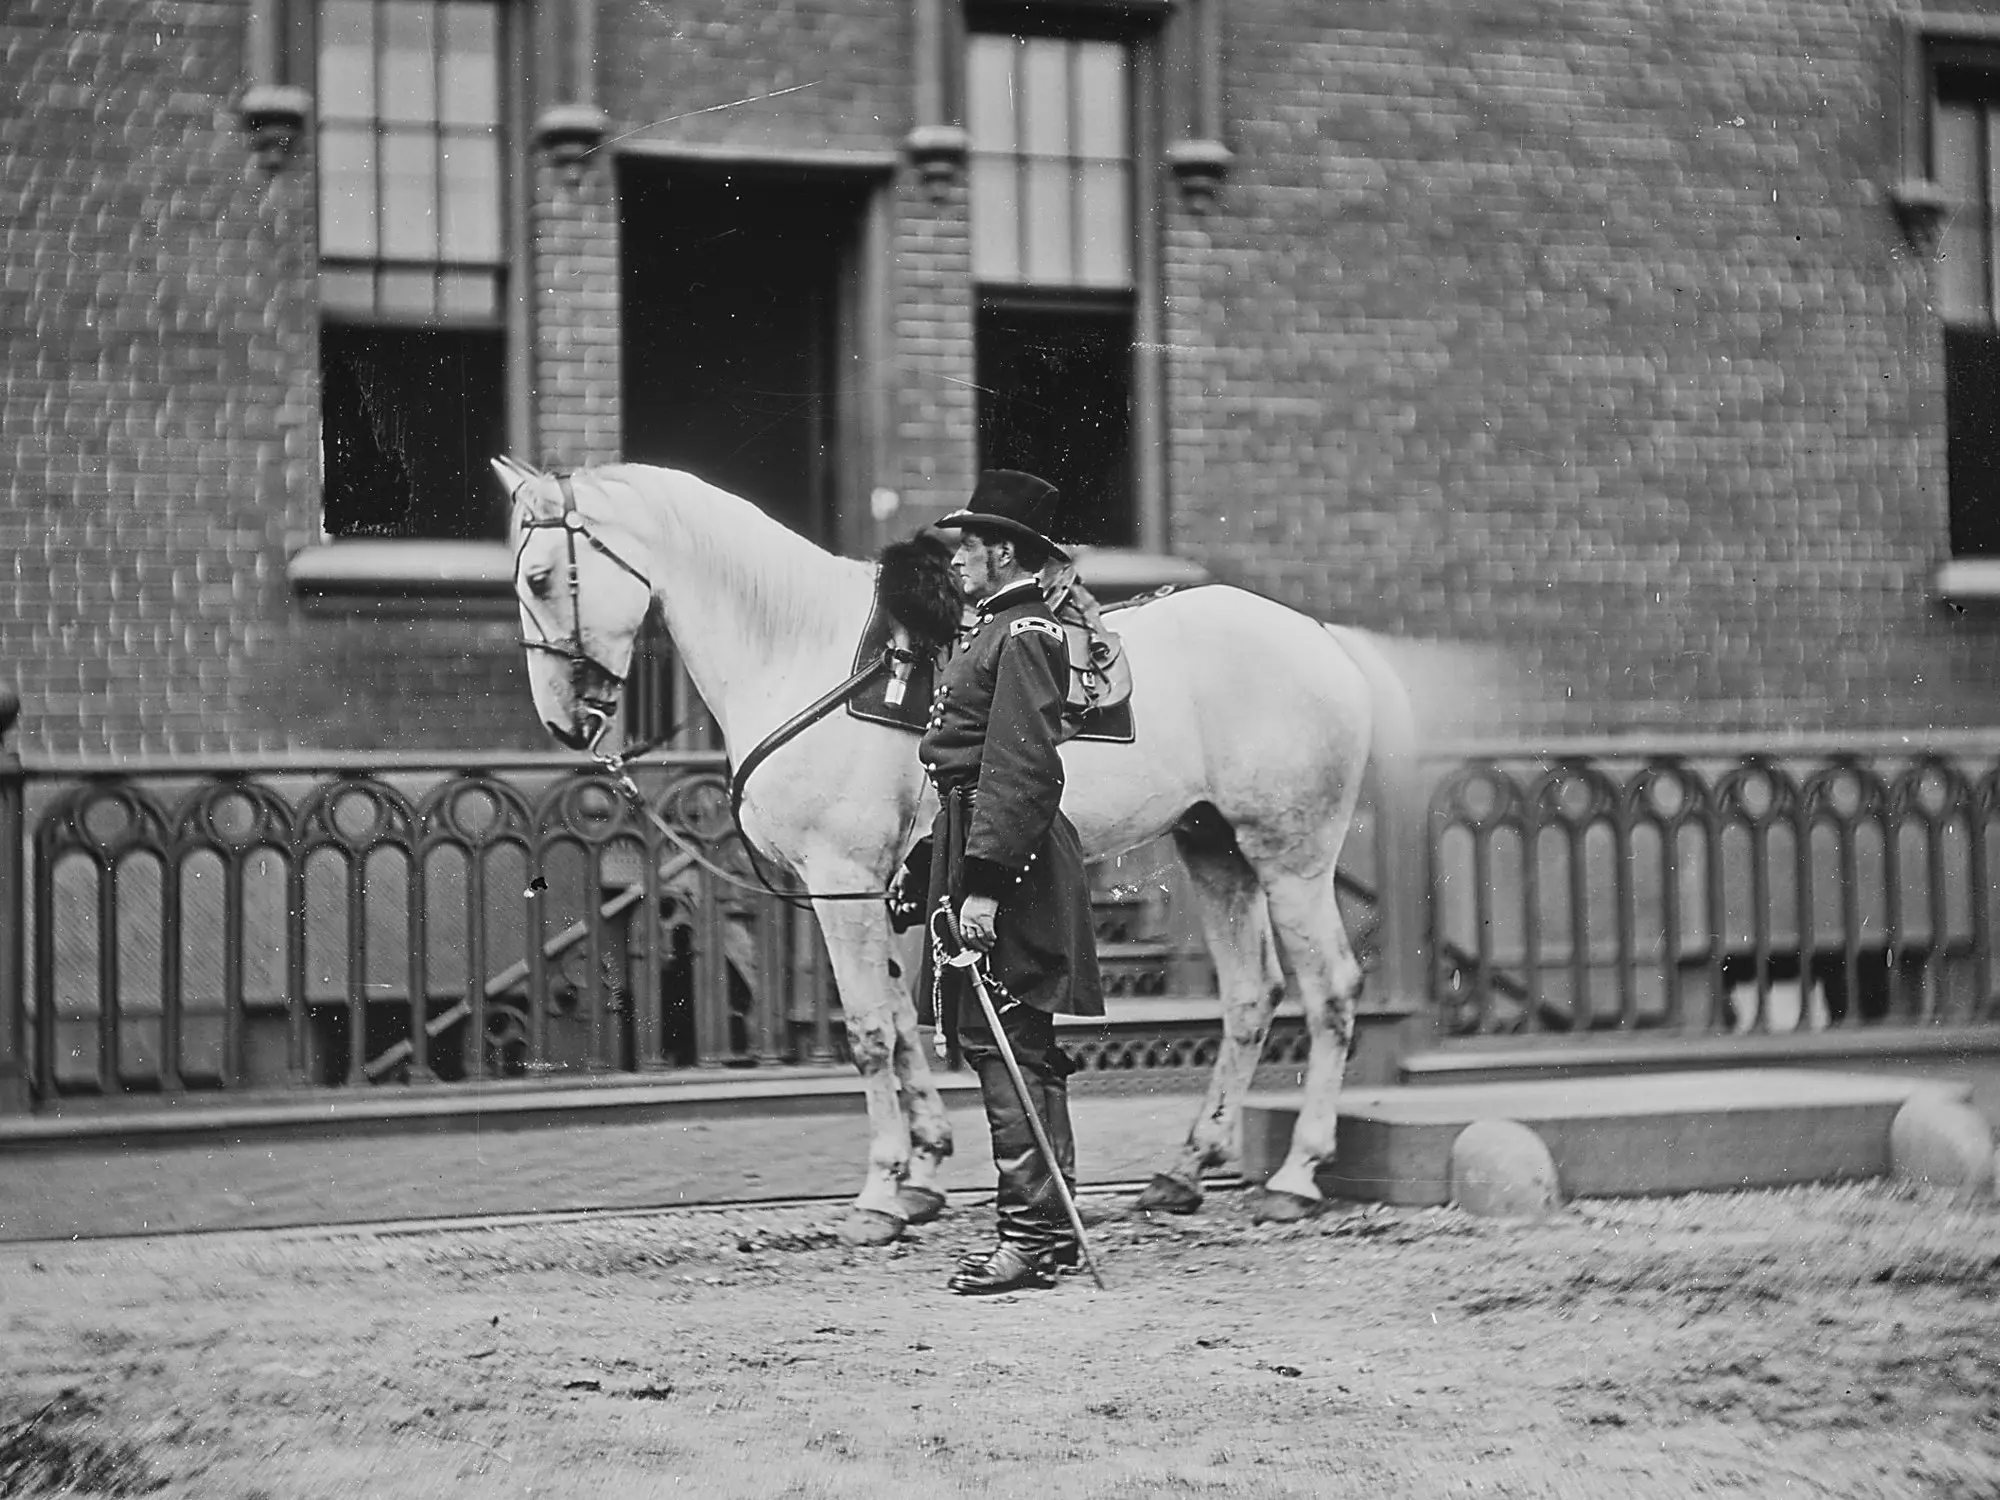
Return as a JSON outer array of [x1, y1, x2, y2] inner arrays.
[[494, 457, 657, 752]]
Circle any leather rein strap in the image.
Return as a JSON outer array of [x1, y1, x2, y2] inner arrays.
[[725, 651, 896, 839], [594, 650, 902, 909], [513, 470, 908, 908]]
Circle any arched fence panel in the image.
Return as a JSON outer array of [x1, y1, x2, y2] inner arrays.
[[1425, 738, 2000, 1044], [9, 752, 839, 1109], [6, 733, 1998, 1112]]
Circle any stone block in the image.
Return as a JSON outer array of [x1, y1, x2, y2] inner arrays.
[[1244, 1069, 1973, 1207], [1239, 1095, 1301, 1185]]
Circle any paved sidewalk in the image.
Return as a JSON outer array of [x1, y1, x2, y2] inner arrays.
[[0, 1084, 1219, 1243]]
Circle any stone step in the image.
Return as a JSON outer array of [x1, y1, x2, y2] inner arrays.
[[1093, 940, 1176, 962], [1239, 1068, 1976, 1206], [1059, 995, 1293, 1028]]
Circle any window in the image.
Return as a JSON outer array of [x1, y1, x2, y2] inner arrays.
[[316, 0, 509, 539], [968, 34, 1132, 290], [967, 27, 1138, 546], [1929, 56, 2000, 559]]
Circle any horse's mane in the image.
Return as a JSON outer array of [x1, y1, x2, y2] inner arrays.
[[590, 463, 868, 649]]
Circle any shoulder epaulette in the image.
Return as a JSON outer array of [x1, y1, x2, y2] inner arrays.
[[1008, 617, 1064, 642]]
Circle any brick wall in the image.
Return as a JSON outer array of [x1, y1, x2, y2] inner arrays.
[[0, 0, 565, 756], [1165, 0, 2000, 732], [252, 613, 536, 750], [600, 0, 909, 157], [1, 0, 319, 755], [533, 157, 621, 472], [4, 0, 1998, 760], [890, 172, 979, 528]]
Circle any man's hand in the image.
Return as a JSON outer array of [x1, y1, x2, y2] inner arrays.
[[957, 894, 1000, 952], [886, 838, 931, 933]]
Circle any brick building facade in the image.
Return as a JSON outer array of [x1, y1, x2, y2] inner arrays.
[[5, 0, 2000, 758]]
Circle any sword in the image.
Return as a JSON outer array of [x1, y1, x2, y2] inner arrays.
[[929, 907, 1107, 1291]]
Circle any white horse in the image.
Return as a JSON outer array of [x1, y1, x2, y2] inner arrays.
[[497, 457, 1414, 1245]]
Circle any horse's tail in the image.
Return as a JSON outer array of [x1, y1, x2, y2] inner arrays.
[[1323, 623, 1419, 808]]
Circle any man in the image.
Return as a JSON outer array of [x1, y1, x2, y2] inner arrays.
[[913, 469, 1105, 1296]]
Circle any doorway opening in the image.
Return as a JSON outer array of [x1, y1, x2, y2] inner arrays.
[[616, 160, 875, 748], [619, 162, 872, 545]]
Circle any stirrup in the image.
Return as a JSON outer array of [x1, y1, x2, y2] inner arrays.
[[947, 1244, 1056, 1296]]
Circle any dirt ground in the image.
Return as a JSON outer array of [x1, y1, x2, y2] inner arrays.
[[1, 1180, 1997, 1500]]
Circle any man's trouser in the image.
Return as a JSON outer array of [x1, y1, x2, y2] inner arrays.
[[956, 999, 1077, 1258]]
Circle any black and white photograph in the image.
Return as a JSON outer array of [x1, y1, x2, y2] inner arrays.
[[1, 0, 1998, 1494]]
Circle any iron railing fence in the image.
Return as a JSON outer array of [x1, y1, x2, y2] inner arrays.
[[1427, 735, 2000, 1041], [7, 726, 1999, 1116], [9, 750, 840, 1107], [0, 744, 1396, 1114]]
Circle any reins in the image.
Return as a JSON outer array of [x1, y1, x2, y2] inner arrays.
[[590, 648, 911, 910], [513, 467, 925, 910]]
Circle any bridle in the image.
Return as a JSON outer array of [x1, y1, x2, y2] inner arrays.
[[508, 469, 902, 909], [514, 471, 656, 754]]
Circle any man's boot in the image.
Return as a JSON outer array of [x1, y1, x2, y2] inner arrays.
[[1033, 1066, 1081, 1270], [954, 1059, 1083, 1274], [949, 1058, 1066, 1294]]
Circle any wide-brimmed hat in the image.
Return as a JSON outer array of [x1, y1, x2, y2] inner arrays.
[[938, 469, 1070, 563]]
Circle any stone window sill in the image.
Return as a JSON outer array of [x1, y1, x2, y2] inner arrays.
[[288, 540, 516, 617], [1066, 546, 1213, 603], [1936, 558, 2000, 608]]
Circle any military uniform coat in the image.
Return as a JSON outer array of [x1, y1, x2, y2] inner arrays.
[[916, 577, 1105, 1030]]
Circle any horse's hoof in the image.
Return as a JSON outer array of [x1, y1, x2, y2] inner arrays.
[[1134, 1173, 1203, 1215], [837, 1207, 906, 1246], [894, 1184, 949, 1226], [1252, 1187, 1323, 1224]]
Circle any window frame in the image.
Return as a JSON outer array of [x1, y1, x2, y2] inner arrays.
[[962, 2, 1168, 552], [1902, 19, 2000, 590], [290, 0, 534, 591], [315, 0, 511, 330], [966, 29, 1138, 291]]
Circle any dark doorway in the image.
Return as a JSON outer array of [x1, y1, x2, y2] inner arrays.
[[976, 296, 1135, 547], [619, 163, 870, 545]]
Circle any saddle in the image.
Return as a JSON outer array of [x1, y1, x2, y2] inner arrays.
[[847, 533, 1138, 743], [1038, 561, 1134, 727]]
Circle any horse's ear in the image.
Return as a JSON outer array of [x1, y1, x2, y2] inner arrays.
[[492, 455, 551, 523], [491, 454, 542, 492]]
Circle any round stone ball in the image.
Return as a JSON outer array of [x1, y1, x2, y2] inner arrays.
[[1449, 1118, 1561, 1220], [1889, 1093, 1996, 1201]]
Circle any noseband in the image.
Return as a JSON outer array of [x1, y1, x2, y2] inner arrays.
[[514, 472, 655, 748]]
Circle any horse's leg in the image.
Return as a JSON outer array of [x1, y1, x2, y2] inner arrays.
[[1134, 828, 1285, 1215], [813, 898, 954, 1245], [885, 939, 953, 1222], [1252, 865, 1365, 1222]]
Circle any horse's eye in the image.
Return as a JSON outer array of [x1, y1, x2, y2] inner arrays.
[[526, 569, 553, 600]]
